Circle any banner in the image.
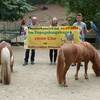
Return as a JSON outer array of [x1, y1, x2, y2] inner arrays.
[[24, 26, 80, 49]]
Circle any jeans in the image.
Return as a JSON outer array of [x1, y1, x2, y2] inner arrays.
[[49, 49, 57, 63], [24, 49, 35, 63], [80, 34, 85, 41]]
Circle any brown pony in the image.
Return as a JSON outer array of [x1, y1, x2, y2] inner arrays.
[[0, 41, 14, 84], [57, 42, 100, 87]]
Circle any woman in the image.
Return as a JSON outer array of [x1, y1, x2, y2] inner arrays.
[[49, 17, 58, 64]]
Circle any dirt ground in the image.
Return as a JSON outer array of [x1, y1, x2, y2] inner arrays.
[[0, 4, 100, 100], [0, 46, 100, 100]]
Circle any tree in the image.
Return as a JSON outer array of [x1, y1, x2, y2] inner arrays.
[[0, 0, 32, 21], [44, 0, 100, 21], [67, 0, 100, 21]]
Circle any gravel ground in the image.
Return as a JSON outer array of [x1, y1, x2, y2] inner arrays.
[[0, 46, 100, 100]]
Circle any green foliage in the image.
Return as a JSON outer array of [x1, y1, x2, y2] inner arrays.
[[0, 0, 32, 21], [26, 0, 41, 5], [67, 0, 100, 21], [1, 0, 100, 22], [45, 0, 100, 21]]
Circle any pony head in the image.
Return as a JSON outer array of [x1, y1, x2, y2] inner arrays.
[[92, 52, 100, 76], [82, 42, 100, 76]]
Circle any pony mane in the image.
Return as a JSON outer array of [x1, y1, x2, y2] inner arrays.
[[81, 42, 99, 62]]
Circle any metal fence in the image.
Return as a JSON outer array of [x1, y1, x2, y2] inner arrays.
[[0, 21, 20, 41]]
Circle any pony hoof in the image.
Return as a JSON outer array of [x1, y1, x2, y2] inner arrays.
[[75, 75, 78, 80], [64, 84, 68, 87], [59, 84, 68, 87], [85, 77, 88, 79], [75, 77, 78, 80], [96, 73, 100, 77], [84, 75, 88, 79], [59, 83, 68, 87]]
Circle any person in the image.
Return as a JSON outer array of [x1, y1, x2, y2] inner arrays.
[[27, 16, 33, 28], [23, 16, 37, 66], [61, 16, 74, 44], [73, 13, 87, 41], [20, 18, 28, 36], [19, 18, 28, 45], [49, 17, 58, 64], [91, 21, 100, 44], [72, 13, 87, 66]]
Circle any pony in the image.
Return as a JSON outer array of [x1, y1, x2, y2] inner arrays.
[[0, 41, 14, 85], [57, 42, 100, 87]]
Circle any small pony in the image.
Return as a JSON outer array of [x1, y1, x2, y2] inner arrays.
[[0, 41, 14, 84], [57, 42, 100, 87]]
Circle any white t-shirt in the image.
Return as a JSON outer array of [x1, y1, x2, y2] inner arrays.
[[22, 25, 28, 36], [27, 19, 33, 28], [21, 25, 28, 40], [73, 22, 87, 35]]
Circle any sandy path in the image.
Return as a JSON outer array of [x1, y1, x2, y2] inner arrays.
[[0, 46, 100, 100]]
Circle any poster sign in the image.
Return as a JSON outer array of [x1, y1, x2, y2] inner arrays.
[[24, 26, 80, 49]]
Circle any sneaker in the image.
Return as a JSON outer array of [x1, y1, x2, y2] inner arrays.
[[23, 62, 28, 66], [31, 61, 35, 65]]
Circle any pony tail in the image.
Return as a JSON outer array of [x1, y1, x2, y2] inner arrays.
[[1, 47, 11, 84], [10, 55, 14, 72], [57, 48, 64, 85]]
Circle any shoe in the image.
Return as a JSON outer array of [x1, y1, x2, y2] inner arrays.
[[23, 62, 28, 66], [31, 61, 35, 65]]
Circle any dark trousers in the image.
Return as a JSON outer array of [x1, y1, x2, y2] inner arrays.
[[24, 49, 35, 63], [49, 49, 57, 63]]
